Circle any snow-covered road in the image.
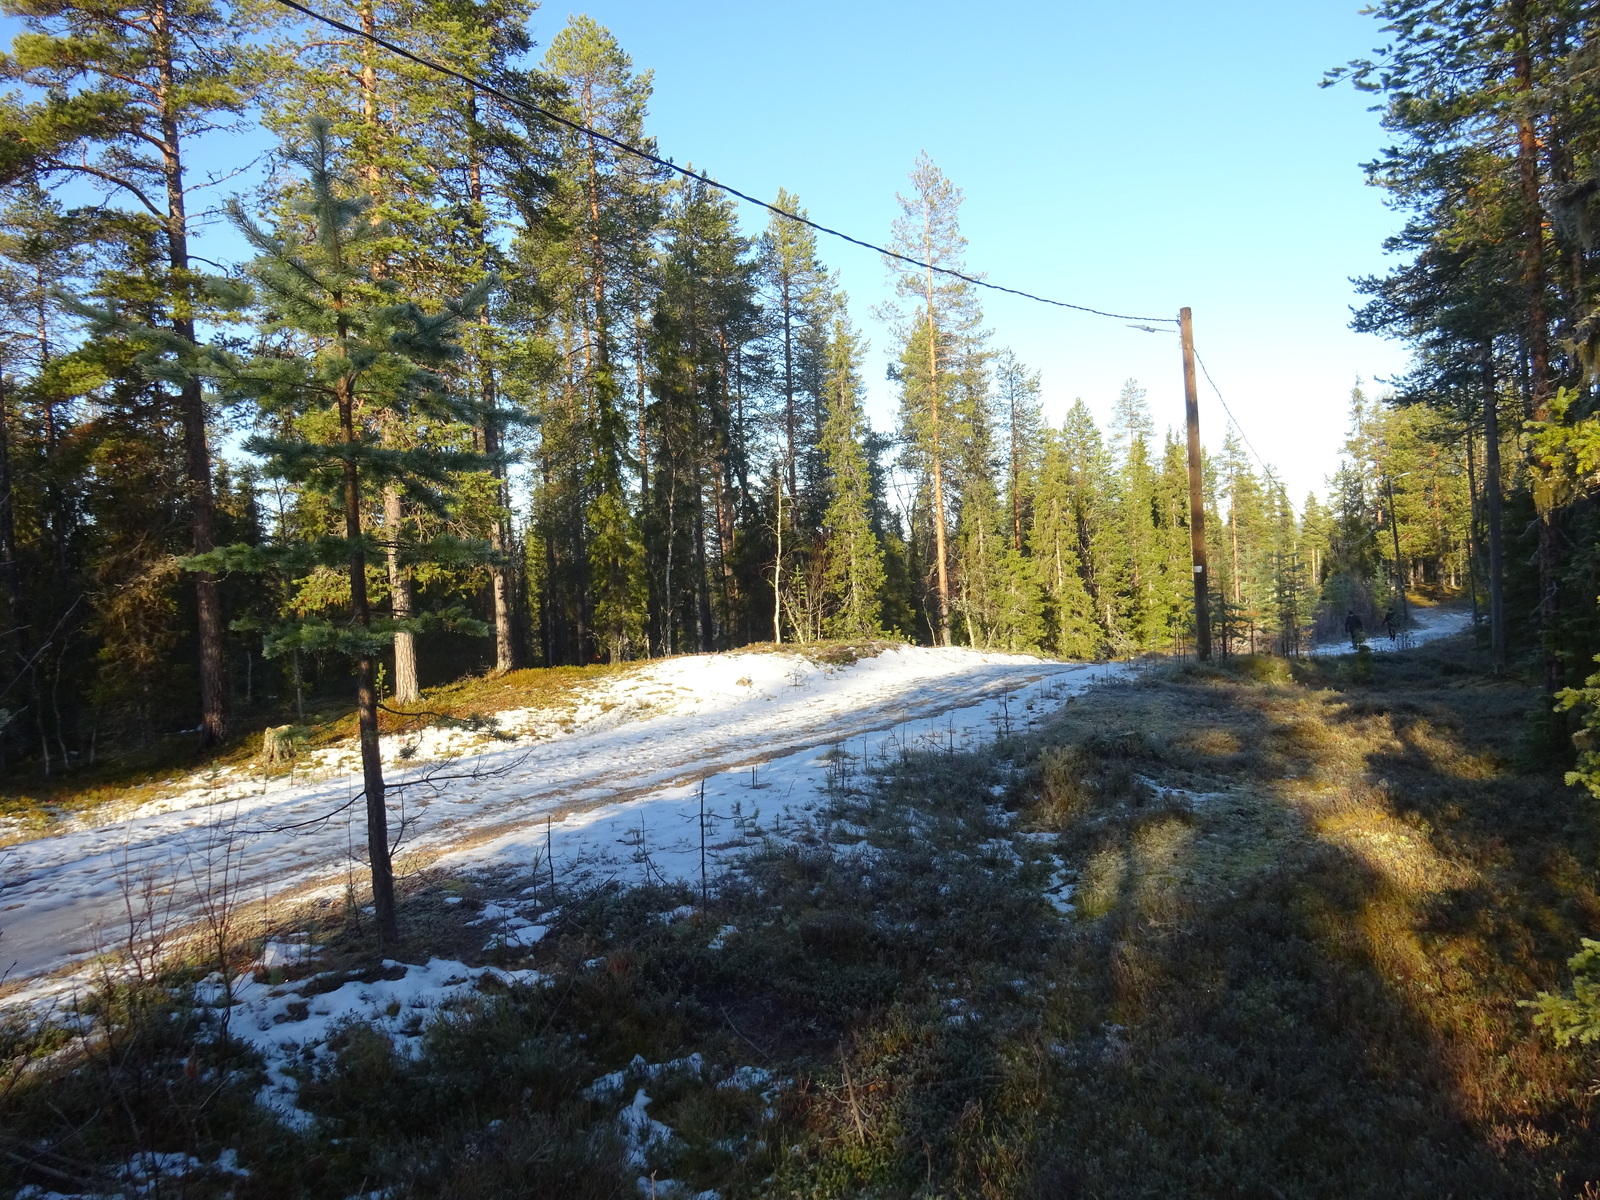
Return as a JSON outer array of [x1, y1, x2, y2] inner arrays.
[[2, 610, 1480, 998], [1307, 606, 1473, 656], [1, 646, 1113, 992]]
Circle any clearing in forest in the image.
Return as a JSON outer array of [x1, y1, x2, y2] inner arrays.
[[7, 620, 1599, 1199], [0, 643, 1102, 993]]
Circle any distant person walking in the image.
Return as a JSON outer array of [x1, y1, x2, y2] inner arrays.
[[1345, 610, 1365, 651], [1382, 609, 1398, 640]]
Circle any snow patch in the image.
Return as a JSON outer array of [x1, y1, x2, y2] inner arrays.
[[3, 647, 1119, 1014], [212, 956, 543, 1128]]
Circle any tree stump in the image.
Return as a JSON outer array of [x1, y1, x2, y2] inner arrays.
[[262, 724, 296, 766]]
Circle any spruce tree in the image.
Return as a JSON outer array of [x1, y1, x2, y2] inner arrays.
[[952, 355, 1041, 652], [996, 349, 1043, 552], [1154, 432, 1197, 654], [1057, 397, 1118, 642], [1110, 379, 1164, 652], [1218, 425, 1261, 613], [818, 305, 884, 637], [1029, 425, 1101, 659]]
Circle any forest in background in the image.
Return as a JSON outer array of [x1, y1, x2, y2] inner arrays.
[[12, 3, 1600, 1193], [0, 0, 1567, 787]]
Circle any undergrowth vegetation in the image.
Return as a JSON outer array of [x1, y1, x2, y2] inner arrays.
[[6, 632, 1600, 1197]]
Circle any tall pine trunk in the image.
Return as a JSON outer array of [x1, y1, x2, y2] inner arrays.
[[154, 0, 225, 745], [354, 0, 419, 701], [1513, 3, 1562, 696], [1463, 422, 1482, 629], [782, 273, 797, 499], [383, 482, 418, 703], [695, 464, 713, 652], [468, 96, 517, 674], [1483, 349, 1508, 673], [923, 258, 951, 646], [0, 374, 22, 772]]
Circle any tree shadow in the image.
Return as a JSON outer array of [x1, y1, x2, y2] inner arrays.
[[1010, 655, 1600, 1197]]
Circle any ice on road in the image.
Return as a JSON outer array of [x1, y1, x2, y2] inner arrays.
[[0, 645, 1113, 992], [1308, 606, 1472, 656]]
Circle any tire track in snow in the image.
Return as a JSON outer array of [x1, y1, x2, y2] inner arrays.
[[0, 648, 1099, 993]]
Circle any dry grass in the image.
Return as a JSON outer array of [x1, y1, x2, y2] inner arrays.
[[711, 637, 902, 665], [8, 630, 1600, 1197], [985, 640, 1600, 1196], [0, 658, 659, 839]]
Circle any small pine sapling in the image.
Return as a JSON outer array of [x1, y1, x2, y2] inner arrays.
[[187, 120, 519, 948]]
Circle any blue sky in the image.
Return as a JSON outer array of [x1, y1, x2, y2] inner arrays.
[[540, 0, 1411, 500], [4, 0, 1410, 501]]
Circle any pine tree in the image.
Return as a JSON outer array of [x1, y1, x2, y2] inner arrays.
[[1331, 0, 1600, 696], [1217, 425, 1260, 614], [4, 0, 245, 744], [883, 153, 983, 646], [647, 176, 759, 653], [255, 0, 546, 692], [535, 15, 661, 663], [197, 122, 494, 947], [759, 191, 832, 512]]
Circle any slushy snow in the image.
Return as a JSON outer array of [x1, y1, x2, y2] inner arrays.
[[2, 620, 1471, 1007], [1, 645, 1111, 998]]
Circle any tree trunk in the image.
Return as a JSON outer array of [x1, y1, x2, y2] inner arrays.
[[1010, 431, 1023, 551], [1463, 422, 1481, 629], [1230, 501, 1240, 604], [467, 94, 517, 675], [1513, 3, 1562, 695], [695, 470, 713, 653], [923, 260, 951, 646], [782, 273, 797, 499], [154, 0, 224, 746], [631, 269, 652, 496], [0, 375, 18, 629], [773, 465, 783, 643], [0, 373, 24, 764], [340, 370, 397, 949], [485, 407, 516, 675], [1483, 349, 1508, 673], [383, 483, 418, 703]]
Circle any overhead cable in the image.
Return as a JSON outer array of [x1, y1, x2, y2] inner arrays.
[[1194, 351, 1272, 475], [268, 0, 1178, 326]]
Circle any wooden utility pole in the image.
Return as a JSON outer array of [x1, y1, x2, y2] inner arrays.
[[1179, 308, 1211, 661]]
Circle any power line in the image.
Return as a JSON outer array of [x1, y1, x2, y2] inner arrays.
[[268, 0, 1178, 327], [1193, 350, 1272, 475]]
